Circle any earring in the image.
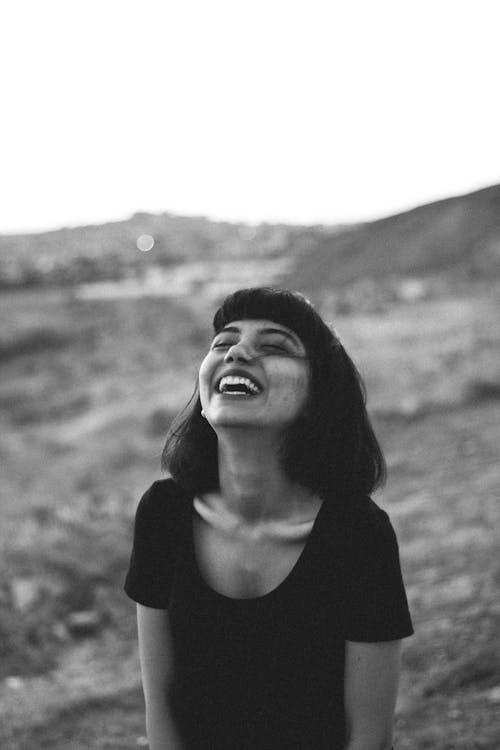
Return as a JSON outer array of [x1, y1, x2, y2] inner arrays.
[[201, 409, 206, 418]]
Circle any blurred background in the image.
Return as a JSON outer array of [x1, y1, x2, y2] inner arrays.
[[1, 1, 499, 748]]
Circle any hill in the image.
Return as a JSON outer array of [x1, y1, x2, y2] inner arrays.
[[1, 183, 499, 293], [279, 183, 500, 294], [0, 213, 346, 289]]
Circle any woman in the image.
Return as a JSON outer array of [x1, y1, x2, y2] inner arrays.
[[124, 286, 414, 750]]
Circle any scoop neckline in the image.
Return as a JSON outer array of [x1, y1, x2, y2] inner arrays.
[[188, 494, 328, 604]]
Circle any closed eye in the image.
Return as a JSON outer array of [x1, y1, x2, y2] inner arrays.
[[212, 342, 286, 351]]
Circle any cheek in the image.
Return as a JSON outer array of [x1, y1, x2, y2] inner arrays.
[[275, 369, 310, 403], [198, 355, 213, 390]]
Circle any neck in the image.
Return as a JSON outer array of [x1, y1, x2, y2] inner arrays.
[[213, 428, 312, 523]]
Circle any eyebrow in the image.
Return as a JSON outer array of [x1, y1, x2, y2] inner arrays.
[[218, 325, 300, 346]]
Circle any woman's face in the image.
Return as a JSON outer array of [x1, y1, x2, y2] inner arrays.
[[198, 318, 311, 432]]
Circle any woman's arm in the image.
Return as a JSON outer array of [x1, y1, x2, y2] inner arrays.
[[137, 603, 184, 750], [343, 639, 402, 750]]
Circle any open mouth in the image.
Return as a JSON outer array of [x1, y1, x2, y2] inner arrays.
[[215, 376, 263, 397]]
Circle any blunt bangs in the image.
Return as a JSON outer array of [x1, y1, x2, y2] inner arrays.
[[212, 287, 340, 361]]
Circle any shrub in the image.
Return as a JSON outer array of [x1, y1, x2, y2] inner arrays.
[[0, 493, 135, 679], [464, 378, 500, 403], [0, 329, 72, 364]]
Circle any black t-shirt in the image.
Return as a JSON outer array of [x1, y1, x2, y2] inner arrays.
[[124, 478, 414, 750]]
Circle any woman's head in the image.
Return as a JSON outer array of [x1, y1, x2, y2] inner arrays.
[[161, 286, 386, 502], [198, 316, 311, 436]]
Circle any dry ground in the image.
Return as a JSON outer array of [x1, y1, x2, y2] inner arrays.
[[1, 400, 498, 749], [0, 281, 498, 748]]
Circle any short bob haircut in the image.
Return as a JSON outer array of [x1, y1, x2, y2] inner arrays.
[[161, 286, 386, 504]]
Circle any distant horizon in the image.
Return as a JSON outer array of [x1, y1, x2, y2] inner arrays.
[[1, 178, 497, 237]]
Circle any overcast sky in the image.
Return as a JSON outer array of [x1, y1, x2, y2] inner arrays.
[[1, 0, 499, 234]]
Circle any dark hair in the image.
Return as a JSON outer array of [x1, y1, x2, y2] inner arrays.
[[161, 286, 386, 504]]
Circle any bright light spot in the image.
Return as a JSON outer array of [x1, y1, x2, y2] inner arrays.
[[6, 677, 23, 690], [136, 234, 155, 252]]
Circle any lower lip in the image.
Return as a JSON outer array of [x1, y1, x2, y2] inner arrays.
[[214, 391, 261, 398]]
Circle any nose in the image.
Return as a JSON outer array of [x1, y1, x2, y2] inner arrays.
[[223, 339, 255, 362]]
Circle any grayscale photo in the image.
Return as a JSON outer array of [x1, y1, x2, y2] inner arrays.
[[0, 2, 498, 748]]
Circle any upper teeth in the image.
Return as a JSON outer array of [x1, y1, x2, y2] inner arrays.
[[218, 376, 261, 393]]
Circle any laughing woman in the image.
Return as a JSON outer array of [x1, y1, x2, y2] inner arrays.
[[124, 286, 414, 750]]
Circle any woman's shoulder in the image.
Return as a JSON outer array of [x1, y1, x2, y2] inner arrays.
[[339, 493, 397, 549], [336, 494, 415, 641], [135, 476, 193, 526], [125, 477, 192, 608]]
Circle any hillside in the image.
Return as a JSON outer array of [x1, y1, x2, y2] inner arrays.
[[279, 183, 500, 294], [2, 183, 499, 294], [0, 213, 344, 289]]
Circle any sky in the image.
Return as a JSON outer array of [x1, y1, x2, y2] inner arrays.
[[1, 0, 499, 234]]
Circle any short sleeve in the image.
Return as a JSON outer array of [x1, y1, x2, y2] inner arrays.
[[123, 480, 184, 609], [341, 500, 414, 642]]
